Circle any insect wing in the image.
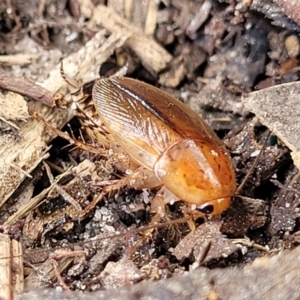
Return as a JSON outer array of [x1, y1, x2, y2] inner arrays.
[[110, 78, 224, 146], [92, 77, 182, 169]]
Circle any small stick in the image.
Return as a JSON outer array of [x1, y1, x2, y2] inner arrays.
[[0, 74, 55, 107]]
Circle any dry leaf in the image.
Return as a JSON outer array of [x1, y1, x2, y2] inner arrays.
[[242, 82, 300, 169]]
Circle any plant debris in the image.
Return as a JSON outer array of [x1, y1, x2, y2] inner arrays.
[[0, 0, 300, 299]]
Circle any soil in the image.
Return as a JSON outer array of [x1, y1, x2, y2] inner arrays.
[[1, 0, 300, 299]]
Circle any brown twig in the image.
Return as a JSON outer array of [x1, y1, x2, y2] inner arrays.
[[0, 74, 55, 107]]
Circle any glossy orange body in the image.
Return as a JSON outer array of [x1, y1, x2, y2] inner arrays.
[[92, 77, 236, 215]]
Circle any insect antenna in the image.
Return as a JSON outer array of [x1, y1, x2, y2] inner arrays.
[[235, 130, 271, 195], [60, 61, 80, 90]]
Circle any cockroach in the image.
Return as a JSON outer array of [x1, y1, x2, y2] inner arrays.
[[89, 77, 236, 216]]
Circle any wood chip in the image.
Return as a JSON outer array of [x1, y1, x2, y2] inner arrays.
[[77, 0, 94, 19], [0, 234, 23, 300], [242, 82, 300, 169], [144, 0, 158, 36], [0, 92, 29, 121], [0, 29, 128, 207], [91, 5, 172, 74], [0, 54, 39, 66]]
